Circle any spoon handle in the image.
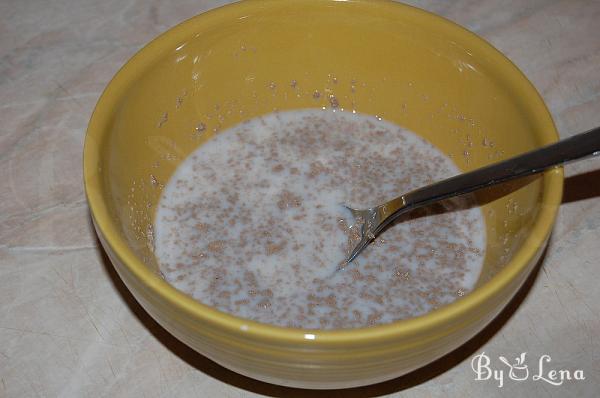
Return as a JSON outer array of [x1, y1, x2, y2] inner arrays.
[[398, 126, 600, 217]]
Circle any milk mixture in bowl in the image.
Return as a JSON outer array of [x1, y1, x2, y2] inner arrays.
[[154, 109, 485, 329]]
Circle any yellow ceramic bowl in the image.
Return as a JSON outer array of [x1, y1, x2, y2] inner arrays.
[[84, 0, 562, 389]]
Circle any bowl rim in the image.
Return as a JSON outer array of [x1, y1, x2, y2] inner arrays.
[[83, 0, 563, 346]]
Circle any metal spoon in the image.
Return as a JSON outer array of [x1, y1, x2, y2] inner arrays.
[[345, 126, 600, 263]]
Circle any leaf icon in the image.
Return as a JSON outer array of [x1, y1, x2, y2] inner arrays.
[[499, 356, 511, 367]]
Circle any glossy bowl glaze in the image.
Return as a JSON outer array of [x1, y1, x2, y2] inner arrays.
[[84, 0, 562, 389]]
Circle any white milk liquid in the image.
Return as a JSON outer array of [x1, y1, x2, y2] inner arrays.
[[154, 109, 486, 329]]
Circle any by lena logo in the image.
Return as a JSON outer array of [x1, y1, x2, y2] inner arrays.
[[471, 352, 585, 388]]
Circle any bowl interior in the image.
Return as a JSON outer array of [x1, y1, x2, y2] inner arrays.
[[86, 0, 560, 326]]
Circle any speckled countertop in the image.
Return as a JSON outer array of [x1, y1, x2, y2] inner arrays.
[[1, 1, 599, 397]]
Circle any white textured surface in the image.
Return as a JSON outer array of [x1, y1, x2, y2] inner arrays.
[[1, 1, 599, 396]]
